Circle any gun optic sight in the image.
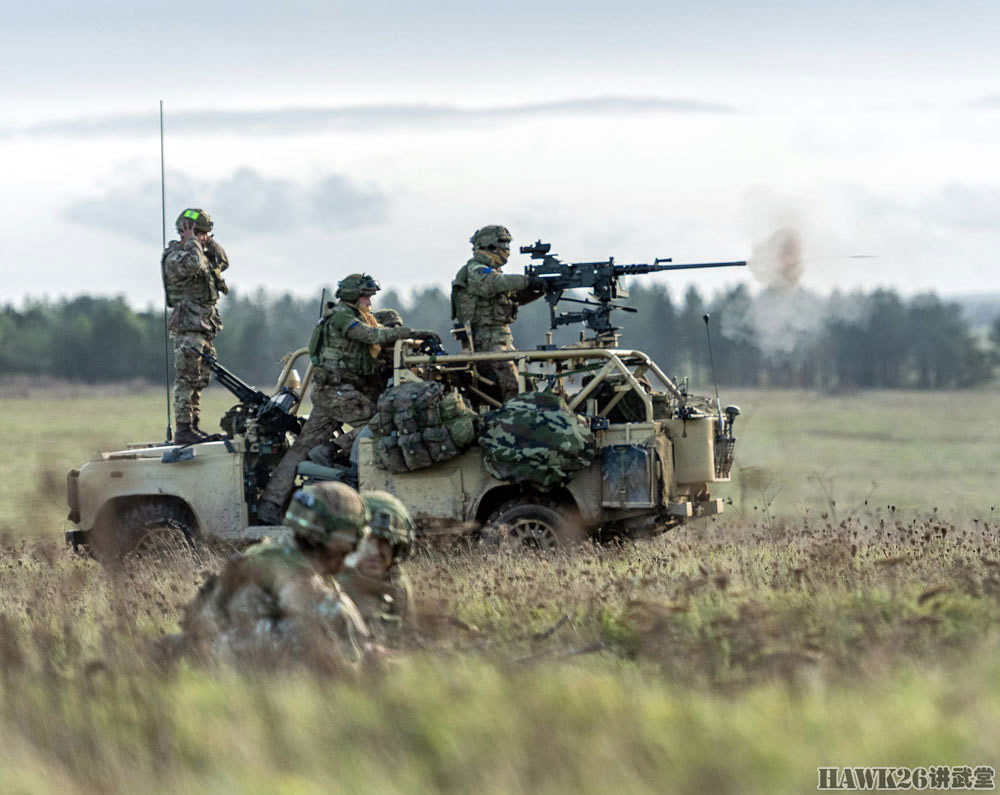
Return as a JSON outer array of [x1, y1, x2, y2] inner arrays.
[[520, 240, 551, 258]]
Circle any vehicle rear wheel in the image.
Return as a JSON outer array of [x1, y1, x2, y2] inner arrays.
[[484, 499, 580, 551], [93, 499, 199, 563]]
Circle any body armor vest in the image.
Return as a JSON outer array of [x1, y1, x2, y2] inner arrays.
[[315, 303, 377, 381], [451, 254, 519, 327], [162, 240, 218, 308]]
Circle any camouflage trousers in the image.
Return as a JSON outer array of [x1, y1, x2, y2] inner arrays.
[[171, 330, 215, 425], [259, 375, 376, 514], [472, 337, 520, 404]]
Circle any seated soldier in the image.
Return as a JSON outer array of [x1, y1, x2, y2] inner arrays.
[[305, 306, 409, 471], [256, 275, 437, 525], [337, 490, 415, 628], [174, 482, 372, 669]]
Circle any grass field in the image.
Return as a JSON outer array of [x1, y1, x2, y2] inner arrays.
[[3, 384, 999, 534], [1, 383, 998, 792], [720, 387, 1000, 520]]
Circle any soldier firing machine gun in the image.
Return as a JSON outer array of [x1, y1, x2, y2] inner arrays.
[[520, 241, 747, 346]]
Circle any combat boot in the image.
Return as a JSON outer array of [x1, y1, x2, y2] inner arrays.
[[174, 421, 208, 445], [191, 416, 214, 439]]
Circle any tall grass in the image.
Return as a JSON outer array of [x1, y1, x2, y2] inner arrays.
[[1, 514, 998, 793]]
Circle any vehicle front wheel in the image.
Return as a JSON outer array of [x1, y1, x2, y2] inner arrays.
[[93, 499, 199, 563], [483, 499, 582, 551]]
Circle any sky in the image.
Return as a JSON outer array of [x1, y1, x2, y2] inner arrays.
[[2, 0, 999, 307]]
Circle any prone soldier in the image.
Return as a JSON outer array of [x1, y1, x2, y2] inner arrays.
[[161, 208, 230, 444], [170, 482, 372, 669], [256, 274, 437, 525], [451, 225, 544, 402], [337, 490, 415, 628]]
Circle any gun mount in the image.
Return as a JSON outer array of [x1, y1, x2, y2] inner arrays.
[[196, 349, 303, 441], [520, 240, 746, 346]]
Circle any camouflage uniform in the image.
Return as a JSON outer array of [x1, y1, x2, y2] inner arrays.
[[257, 276, 434, 523], [337, 490, 416, 631], [181, 539, 370, 666], [451, 226, 542, 402], [162, 237, 220, 427], [161, 209, 228, 438], [176, 482, 371, 669], [336, 565, 412, 626]]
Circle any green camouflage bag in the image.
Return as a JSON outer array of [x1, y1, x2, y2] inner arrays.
[[422, 425, 458, 463], [443, 413, 476, 448], [398, 431, 433, 470], [440, 391, 477, 448], [369, 381, 476, 472], [478, 392, 596, 489], [376, 432, 408, 473]]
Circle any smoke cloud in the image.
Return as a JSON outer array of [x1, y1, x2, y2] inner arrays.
[[747, 227, 803, 291]]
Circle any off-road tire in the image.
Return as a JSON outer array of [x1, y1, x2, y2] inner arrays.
[[483, 499, 580, 551], [94, 499, 199, 563]]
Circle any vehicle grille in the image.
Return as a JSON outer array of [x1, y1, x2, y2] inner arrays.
[[66, 468, 80, 523]]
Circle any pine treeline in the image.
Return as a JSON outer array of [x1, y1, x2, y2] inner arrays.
[[0, 285, 994, 390]]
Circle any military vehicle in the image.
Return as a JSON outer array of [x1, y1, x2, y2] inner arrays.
[[65, 242, 743, 558]]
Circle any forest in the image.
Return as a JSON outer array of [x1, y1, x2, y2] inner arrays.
[[1, 283, 997, 390]]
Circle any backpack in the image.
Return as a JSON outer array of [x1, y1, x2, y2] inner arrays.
[[478, 392, 596, 489]]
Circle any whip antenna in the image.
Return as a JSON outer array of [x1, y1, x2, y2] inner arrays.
[[160, 100, 173, 443], [702, 313, 723, 426]]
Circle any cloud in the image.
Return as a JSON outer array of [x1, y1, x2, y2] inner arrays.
[[62, 167, 388, 242], [914, 183, 1000, 231], [969, 94, 1000, 109], [4, 97, 737, 140]]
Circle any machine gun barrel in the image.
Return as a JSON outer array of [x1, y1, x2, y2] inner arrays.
[[519, 240, 747, 341], [197, 349, 269, 407], [620, 260, 747, 274]]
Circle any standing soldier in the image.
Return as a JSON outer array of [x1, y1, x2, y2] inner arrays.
[[451, 225, 544, 402], [256, 274, 438, 525], [338, 490, 416, 627], [161, 208, 229, 444]]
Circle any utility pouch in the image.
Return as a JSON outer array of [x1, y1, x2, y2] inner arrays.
[[307, 320, 325, 365]]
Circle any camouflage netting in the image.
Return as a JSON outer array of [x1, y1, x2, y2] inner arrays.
[[478, 392, 596, 490], [368, 381, 478, 473]]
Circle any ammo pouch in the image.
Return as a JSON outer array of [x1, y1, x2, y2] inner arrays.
[[308, 320, 325, 365], [368, 381, 478, 472]]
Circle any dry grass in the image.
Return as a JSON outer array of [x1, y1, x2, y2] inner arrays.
[[1, 512, 998, 793], [2, 386, 999, 791]]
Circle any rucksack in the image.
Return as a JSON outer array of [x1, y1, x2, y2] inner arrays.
[[478, 392, 596, 489]]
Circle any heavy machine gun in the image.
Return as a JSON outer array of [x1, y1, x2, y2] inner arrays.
[[197, 349, 303, 439], [520, 241, 746, 344]]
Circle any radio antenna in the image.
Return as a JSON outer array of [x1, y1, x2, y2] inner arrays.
[[703, 313, 723, 427], [160, 100, 173, 443]]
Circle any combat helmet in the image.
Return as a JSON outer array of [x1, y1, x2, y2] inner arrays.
[[362, 490, 416, 562], [470, 225, 512, 252], [284, 482, 370, 551], [373, 308, 403, 328], [336, 273, 381, 303], [175, 208, 214, 233]]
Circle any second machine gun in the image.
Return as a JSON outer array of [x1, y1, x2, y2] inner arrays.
[[520, 241, 746, 346], [196, 349, 303, 449]]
